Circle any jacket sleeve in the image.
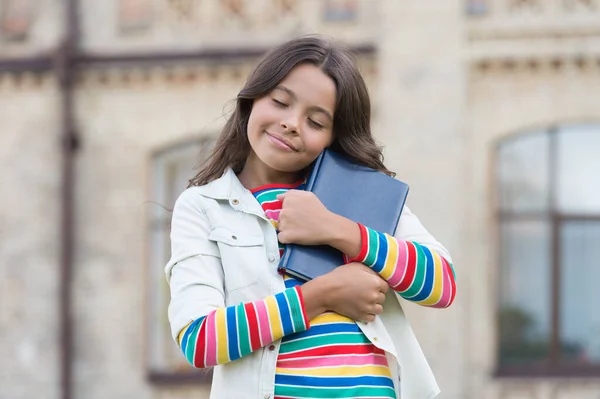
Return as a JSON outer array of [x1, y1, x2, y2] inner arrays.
[[165, 189, 309, 369], [345, 205, 456, 308]]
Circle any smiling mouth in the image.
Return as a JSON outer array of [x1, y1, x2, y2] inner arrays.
[[266, 132, 298, 152]]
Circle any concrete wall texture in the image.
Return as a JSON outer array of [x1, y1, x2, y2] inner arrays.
[[1, 0, 600, 398]]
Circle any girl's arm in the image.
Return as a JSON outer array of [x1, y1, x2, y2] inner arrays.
[[167, 189, 327, 369], [274, 190, 456, 308], [328, 206, 457, 309], [176, 286, 309, 368]]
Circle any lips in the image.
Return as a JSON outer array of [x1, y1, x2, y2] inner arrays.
[[266, 132, 298, 152]]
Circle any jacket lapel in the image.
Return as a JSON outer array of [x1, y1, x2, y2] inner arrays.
[[195, 168, 269, 223]]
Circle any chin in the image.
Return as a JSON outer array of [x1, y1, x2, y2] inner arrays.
[[259, 151, 308, 174], [264, 159, 304, 173]]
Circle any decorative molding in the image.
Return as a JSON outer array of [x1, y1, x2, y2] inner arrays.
[[470, 54, 600, 75], [0, 53, 377, 92], [75, 62, 250, 88], [264, 0, 298, 24], [563, 0, 597, 11], [467, 0, 599, 17], [323, 0, 358, 22], [118, 0, 154, 34], [219, 0, 251, 30], [507, 0, 543, 14], [466, 0, 489, 16], [0, 70, 52, 90], [468, 27, 600, 41], [166, 0, 197, 22], [467, 0, 600, 41], [0, 0, 33, 42]]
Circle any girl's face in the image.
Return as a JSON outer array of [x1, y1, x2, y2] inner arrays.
[[245, 63, 336, 179]]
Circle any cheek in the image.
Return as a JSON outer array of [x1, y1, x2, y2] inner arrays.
[[246, 117, 257, 140], [247, 101, 269, 131], [304, 131, 333, 155], [247, 114, 266, 145]]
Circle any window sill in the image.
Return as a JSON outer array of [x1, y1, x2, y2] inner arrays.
[[495, 364, 600, 379], [147, 369, 213, 385]]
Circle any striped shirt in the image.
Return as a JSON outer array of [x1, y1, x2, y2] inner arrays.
[[252, 183, 396, 399], [178, 286, 310, 367], [277, 276, 396, 399], [347, 223, 457, 308]]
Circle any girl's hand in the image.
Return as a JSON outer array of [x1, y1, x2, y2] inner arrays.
[[276, 190, 336, 245], [302, 262, 389, 322]]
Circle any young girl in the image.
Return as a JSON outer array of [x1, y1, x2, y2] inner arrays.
[[166, 36, 456, 399]]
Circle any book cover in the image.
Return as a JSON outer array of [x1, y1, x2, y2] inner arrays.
[[279, 149, 409, 281]]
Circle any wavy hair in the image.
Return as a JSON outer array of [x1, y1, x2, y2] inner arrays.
[[189, 35, 393, 187]]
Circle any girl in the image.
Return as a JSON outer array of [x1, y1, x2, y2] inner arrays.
[[166, 36, 456, 399]]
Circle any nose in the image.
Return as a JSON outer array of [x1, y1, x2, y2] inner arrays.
[[281, 112, 300, 135]]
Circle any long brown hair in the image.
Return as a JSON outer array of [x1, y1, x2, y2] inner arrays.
[[188, 35, 394, 187]]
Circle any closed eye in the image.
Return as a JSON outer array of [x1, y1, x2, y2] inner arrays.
[[308, 119, 324, 130], [272, 99, 288, 107]]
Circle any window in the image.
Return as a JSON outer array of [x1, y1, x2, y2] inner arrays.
[[323, 0, 358, 22], [147, 137, 214, 383], [0, 0, 33, 41], [496, 124, 600, 376], [118, 0, 154, 34], [466, 0, 488, 16]]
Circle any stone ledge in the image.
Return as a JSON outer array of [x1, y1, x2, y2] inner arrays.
[[470, 55, 600, 74], [0, 54, 377, 91]]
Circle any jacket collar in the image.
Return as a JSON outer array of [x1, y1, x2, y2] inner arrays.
[[194, 167, 242, 201], [195, 167, 267, 220]]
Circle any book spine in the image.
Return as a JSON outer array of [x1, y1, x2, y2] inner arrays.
[[391, 186, 409, 236], [277, 150, 326, 275]]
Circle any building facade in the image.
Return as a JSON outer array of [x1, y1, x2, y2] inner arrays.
[[1, 0, 599, 398]]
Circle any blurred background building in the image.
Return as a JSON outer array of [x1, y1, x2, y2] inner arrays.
[[1, 0, 599, 398]]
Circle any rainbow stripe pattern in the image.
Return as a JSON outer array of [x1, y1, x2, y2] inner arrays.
[[348, 223, 457, 308], [178, 286, 309, 367], [275, 277, 396, 399], [251, 182, 304, 257], [252, 184, 396, 399]]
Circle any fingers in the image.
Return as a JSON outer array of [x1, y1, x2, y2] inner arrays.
[[276, 189, 303, 202], [367, 273, 389, 295], [379, 280, 389, 294], [348, 262, 378, 276], [364, 314, 376, 323], [277, 231, 289, 244], [362, 304, 383, 323]]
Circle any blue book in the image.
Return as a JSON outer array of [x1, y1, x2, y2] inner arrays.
[[278, 149, 409, 282]]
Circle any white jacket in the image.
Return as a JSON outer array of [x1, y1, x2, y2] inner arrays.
[[166, 167, 451, 399]]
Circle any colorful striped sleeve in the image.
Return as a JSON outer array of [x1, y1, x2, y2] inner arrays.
[[176, 286, 310, 368], [347, 223, 457, 308]]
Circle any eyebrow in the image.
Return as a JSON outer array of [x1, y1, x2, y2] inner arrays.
[[274, 85, 334, 122]]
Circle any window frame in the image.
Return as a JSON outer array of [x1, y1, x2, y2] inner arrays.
[[495, 125, 600, 378], [145, 136, 215, 385]]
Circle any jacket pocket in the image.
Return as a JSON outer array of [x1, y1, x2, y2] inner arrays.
[[208, 226, 263, 291]]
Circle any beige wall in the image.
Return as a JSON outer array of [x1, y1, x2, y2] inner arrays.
[[2, 0, 600, 398], [377, 0, 467, 398], [0, 75, 62, 398]]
